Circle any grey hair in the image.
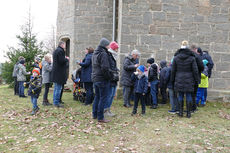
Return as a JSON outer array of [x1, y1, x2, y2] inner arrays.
[[58, 41, 65, 47], [131, 49, 140, 56]]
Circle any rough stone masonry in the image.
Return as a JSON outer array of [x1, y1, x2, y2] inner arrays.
[[57, 0, 230, 102]]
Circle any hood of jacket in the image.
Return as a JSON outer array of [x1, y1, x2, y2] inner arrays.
[[160, 60, 167, 68], [175, 48, 194, 60]]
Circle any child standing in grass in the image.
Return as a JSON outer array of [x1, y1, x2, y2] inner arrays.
[[131, 65, 148, 115], [196, 59, 209, 107], [28, 68, 42, 115]]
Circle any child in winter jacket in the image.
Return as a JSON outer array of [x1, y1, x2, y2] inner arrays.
[[28, 68, 42, 115], [131, 65, 148, 115], [196, 59, 209, 107], [148, 58, 159, 109]]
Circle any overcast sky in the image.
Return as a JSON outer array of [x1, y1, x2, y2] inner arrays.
[[0, 0, 58, 62]]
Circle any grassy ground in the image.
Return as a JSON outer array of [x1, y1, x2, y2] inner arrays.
[[0, 85, 230, 153]]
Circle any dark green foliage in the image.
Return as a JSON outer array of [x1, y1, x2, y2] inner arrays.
[[1, 19, 47, 85]]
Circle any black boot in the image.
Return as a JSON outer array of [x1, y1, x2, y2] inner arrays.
[[186, 101, 191, 118], [131, 109, 137, 116], [178, 101, 183, 117]]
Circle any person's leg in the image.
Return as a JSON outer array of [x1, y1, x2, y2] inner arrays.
[[160, 86, 167, 104], [18, 81, 22, 97], [173, 91, 179, 111], [104, 86, 112, 110], [204, 88, 207, 103], [141, 94, 146, 114], [150, 81, 158, 108], [14, 77, 17, 95], [97, 81, 110, 121], [132, 93, 139, 114], [60, 84, 64, 103], [168, 89, 174, 111], [178, 92, 184, 117], [18, 81, 25, 97], [107, 86, 116, 109], [123, 86, 131, 107], [192, 84, 198, 111], [200, 88, 205, 105], [186, 92, 193, 118], [53, 83, 63, 106], [53, 83, 57, 104], [196, 88, 202, 106], [84, 82, 93, 105], [92, 83, 100, 119], [43, 83, 49, 101]]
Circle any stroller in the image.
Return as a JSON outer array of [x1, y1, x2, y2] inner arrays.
[[71, 68, 86, 103]]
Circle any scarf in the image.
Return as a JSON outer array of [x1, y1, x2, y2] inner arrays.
[[108, 48, 118, 61]]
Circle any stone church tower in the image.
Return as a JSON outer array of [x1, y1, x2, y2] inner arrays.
[[57, 0, 230, 102]]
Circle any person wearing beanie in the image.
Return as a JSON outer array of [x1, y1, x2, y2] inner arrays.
[[196, 59, 209, 107], [171, 42, 199, 118], [42, 54, 53, 106], [28, 67, 42, 115], [121, 49, 140, 108], [77, 47, 94, 106], [147, 57, 159, 109], [33, 57, 42, 74], [92, 38, 112, 123], [104, 41, 119, 117], [131, 65, 148, 115], [17, 59, 31, 98]]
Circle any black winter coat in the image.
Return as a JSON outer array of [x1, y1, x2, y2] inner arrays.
[[148, 63, 158, 82], [108, 52, 119, 87], [51, 46, 68, 84], [171, 48, 199, 93], [91, 46, 111, 82], [80, 53, 93, 83], [121, 55, 137, 87]]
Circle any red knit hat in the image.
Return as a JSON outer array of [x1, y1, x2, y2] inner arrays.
[[110, 41, 119, 50], [32, 68, 40, 75]]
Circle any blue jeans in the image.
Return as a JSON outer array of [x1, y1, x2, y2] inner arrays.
[[53, 83, 63, 105], [204, 88, 207, 102], [105, 86, 117, 109], [178, 92, 192, 103], [18, 81, 25, 96], [150, 80, 158, 105], [168, 88, 178, 111], [92, 81, 110, 120], [31, 96, 38, 109], [196, 88, 206, 105], [84, 82, 94, 104]]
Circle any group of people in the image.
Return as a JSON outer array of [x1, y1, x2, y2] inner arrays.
[[12, 38, 214, 122]]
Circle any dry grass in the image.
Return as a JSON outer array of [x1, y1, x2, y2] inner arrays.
[[0, 85, 230, 153]]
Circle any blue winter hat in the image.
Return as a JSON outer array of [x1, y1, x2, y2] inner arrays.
[[137, 65, 145, 73], [203, 59, 208, 66]]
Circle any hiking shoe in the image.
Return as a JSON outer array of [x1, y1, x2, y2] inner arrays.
[[54, 104, 64, 108], [150, 105, 157, 109], [168, 110, 177, 114]]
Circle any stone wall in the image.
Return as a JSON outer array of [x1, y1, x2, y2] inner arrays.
[[57, 0, 230, 101], [118, 0, 230, 101]]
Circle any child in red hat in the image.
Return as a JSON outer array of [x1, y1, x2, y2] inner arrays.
[[28, 68, 42, 115]]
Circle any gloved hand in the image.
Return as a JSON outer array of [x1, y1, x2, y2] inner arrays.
[[32, 90, 35, 94]]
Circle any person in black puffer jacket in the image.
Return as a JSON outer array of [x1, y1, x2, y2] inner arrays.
[[171, 41, 199, 118], [92, 38, 112, 123]]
